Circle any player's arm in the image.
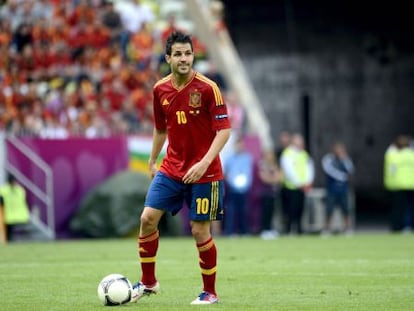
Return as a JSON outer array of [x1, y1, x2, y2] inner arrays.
[[183, 128, 231, 184], [201, 128, 231, 166], [148, 128, 167, 178]]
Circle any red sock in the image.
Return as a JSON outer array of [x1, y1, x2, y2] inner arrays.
[[196, 237, 217, 296], [138, 230, 159, 286]]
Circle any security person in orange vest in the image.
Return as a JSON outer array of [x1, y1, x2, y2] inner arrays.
[[384, 135, 414, 232], [280, 133, 315, 234], [0, 174, 30, 242]]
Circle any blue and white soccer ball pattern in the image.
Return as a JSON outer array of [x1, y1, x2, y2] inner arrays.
[[97, 274, 132, 306]]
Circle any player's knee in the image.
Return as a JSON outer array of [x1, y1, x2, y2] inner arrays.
[[191, 226, 201, 239], [190, 222, 210, 241], [140, 213, 157, 230]]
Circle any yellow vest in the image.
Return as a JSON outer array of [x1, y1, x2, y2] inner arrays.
[[0, 184, 30, 224], [384, 147, 414, 190], [281, 147, 310, 190]]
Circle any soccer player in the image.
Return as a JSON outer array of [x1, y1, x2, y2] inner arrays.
[[131, 31, 231, 305]]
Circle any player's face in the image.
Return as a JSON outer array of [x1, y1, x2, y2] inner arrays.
[[166, 43, 194, 76]]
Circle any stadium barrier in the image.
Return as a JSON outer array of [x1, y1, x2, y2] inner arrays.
[[3, 134, 290, 238], [5, 136, 130, 238]]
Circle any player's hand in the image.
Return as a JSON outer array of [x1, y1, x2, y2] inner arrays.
[[149, 161, 158, 179], [183, 161, 209, 184]]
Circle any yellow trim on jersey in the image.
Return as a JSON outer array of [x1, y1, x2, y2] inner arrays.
[[210, 181, 219, 220], [214, 84, 224, 106], [201, 266, 217, 275], [195, 73, 224, 106], [153, 74, 172, 89], [140, 256, 157, 263]]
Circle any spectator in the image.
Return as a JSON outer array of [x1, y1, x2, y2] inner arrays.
[[384, 135, 414, 232], [0, 0, 22, 32], [321, 142, 354, 235], [40, 112, 69, 139], [275, 130, 291, 165], [128, 22, 154, 70], [31, 0, 54, 21], [100, 0, 123, 42], [223, 136, 254, 236], [67, 0, 96, 27], [0, 174, 30, 242], [120, 98, 141, 134], [258, 150, 281, 240], [280, 133, 314, 235], [116, 0, 154, 34], [0, 0, 223, 139], [0, 19, 12, 46], [115, 0, 155, 60], [12, 22, 33, 53]]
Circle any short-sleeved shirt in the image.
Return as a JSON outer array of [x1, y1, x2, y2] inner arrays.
[[153, 71, 231, 183]]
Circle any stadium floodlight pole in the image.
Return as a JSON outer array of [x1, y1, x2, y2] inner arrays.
[[184, 0, 274, 152]]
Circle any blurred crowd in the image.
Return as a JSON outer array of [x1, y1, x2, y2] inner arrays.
[[222, 131, 353, 238], [222, 131, 414, 238], [0, 0, 232, 138]]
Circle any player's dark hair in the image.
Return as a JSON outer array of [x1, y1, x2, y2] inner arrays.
[[165, 31, 193, 56]]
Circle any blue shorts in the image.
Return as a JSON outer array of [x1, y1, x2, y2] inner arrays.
[[145, 171, 225, 221]]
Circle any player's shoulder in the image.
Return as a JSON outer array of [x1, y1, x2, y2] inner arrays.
[[153, 74, 172, 90], [194, 72, 225, 106], [194, 72, 219, 89]]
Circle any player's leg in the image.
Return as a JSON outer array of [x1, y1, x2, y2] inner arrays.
[[131, 172, 185, 302], [139, 207, 164, 285], [131, 206, 163, 302], [190, 220, 219, 305], [189, 181, 224, 305], [140, 207, 164, 236]]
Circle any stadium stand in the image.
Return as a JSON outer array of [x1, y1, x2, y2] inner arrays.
[[0, 0, 213, 138]]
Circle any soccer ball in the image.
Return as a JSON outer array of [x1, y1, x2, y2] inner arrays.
[[97, 273, 132, 306]]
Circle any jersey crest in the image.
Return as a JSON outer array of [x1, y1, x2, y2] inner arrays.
[[189, 91, 202, 108]]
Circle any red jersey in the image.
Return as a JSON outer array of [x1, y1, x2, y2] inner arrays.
[[153, 71, 231, 183]]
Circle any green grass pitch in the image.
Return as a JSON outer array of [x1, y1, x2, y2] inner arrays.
[[1, 233, 414, 311]]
